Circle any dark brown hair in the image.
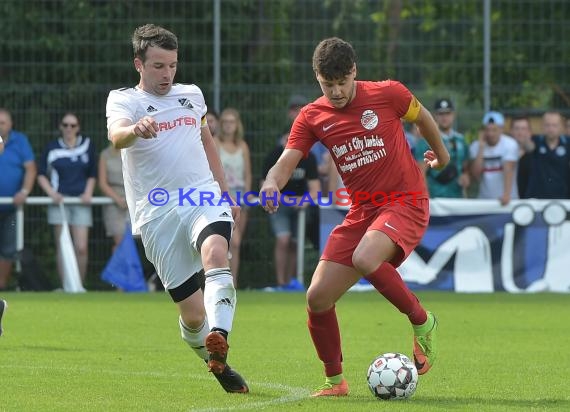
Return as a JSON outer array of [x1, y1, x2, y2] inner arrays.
[[132, 24, 178, 62], [312, 37, 356, 80]]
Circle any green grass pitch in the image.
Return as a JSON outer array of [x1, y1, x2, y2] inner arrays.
[[1, 291, 569, 411]]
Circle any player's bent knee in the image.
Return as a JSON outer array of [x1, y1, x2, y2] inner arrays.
[[306, 286, 332, 312], [180, 311, 206, 330], [196, 222, 231, 253], [197, 222, 232, 267], [201, 241, 230, 267], [351, 250, 379, 274]]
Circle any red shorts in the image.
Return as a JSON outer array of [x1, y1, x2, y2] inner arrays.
[[321, 198, 429, 268]]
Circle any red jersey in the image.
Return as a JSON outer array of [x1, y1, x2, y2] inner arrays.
[[287, 80, 428, 204]]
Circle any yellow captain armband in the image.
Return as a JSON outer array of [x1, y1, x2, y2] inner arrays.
[[201, 116, 208, 127], [402, 96, 421, 122]]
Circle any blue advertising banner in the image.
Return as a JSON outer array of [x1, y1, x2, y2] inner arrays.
[[320, 199, 570, 293]]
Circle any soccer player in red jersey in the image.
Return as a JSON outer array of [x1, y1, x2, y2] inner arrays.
[[260, 37, 450, 397]]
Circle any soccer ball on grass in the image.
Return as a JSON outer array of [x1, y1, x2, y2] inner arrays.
[[366, 352, 418, 400]]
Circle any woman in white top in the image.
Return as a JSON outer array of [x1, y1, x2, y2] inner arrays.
[[215, 108, 252, 287]]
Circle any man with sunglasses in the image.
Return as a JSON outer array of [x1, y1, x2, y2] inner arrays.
[[37, 112, 97, 287]]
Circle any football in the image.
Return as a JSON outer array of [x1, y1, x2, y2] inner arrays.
[[366, 352, 418, 400]]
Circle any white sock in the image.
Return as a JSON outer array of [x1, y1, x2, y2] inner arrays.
[[179, 316, 209, 361], [203, 268, 236, 333]]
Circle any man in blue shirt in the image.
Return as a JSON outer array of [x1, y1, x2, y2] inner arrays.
[[0, 108, 37, 290]]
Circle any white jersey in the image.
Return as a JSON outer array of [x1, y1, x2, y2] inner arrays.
[[469, 134, 519, 200], [106, 83, 214, 234]]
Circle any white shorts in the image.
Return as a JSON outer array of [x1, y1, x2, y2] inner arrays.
[[139, 202, 233, 290]]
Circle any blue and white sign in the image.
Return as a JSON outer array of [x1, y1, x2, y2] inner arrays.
[[319, 199, 570, 293]]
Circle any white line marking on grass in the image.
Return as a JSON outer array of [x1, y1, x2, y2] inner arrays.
[[191, 383, 310, 412], [1, 364, 311, 410], [191, 382, 311, 412]]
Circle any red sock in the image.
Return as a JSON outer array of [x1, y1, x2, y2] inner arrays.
[[364, 262, 427, 325], [307, 306, 343, 377]]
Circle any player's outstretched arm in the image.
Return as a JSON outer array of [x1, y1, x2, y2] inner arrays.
[[260, 148, 304, 213], [415, 105, 450, 170], [109, 117, 158, 149]]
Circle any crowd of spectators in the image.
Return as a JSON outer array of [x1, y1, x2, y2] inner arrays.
[[1, 99, 569, 291]]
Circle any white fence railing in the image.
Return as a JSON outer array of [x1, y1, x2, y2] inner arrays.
[[0, 196, 308, 286], [0, 197, 114, 273]]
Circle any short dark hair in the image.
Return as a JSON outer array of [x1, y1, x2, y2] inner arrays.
[[312, 37, 356, 80], [132, 24, 178, 62], [511, 115, 531, 126]]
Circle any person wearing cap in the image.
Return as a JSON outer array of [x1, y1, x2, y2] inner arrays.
[[469, 111, 519, 205], [415, 98, 470, 198], [287, 94, 309, 122]]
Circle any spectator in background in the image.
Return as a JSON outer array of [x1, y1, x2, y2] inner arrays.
[[519, 111, 570, 199], [509, 115, 534, 197], [287, 95, 330, 191], [469, 111, 519, 205], [404, 122, 419, 154], [214, 107, 251, 287], [287, 95, 326, 250], [0, 298, 5, 336], [206, 109, 220, 138], [262, 131, 320, 291], [37, 112, 97, 285], [415, 98, 470, 198], [0, 108, 36, 290], [510, 115, 534, 157], [286, 94, 308, 127], [99, 142, 158, 292], [0, 133, 3, 317], [98, 143, 129, 250], [565, 116, 570, 137]]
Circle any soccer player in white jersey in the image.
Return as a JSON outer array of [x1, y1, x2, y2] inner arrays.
[[106, 24, 248, 393]]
